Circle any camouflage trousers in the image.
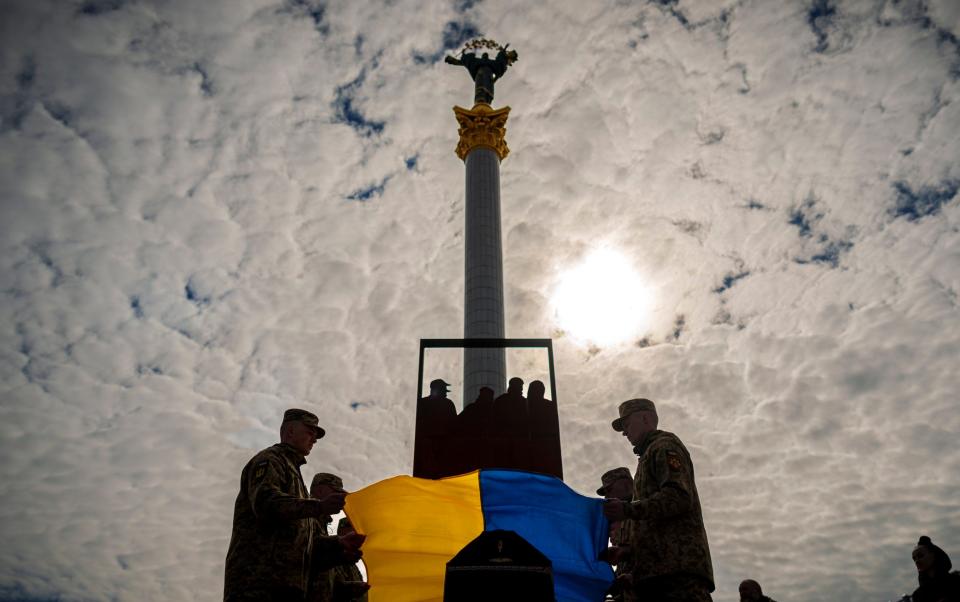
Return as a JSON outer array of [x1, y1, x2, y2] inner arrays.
[[632, 574, 712, 602]]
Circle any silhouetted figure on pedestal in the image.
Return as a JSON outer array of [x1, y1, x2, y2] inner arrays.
[[527, 380, 560, 475], [474, 386, 495, 406], [491, 377, 526, 469], [414, 379, 457, 479], [456, 386, 495, 473]]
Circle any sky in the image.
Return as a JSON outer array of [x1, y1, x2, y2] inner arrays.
[[1, 0, 959, 600]]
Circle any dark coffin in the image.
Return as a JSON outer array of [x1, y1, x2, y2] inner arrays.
[[444, 529, 555, 601]]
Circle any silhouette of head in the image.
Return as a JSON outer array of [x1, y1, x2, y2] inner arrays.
[[475, 386, 494, 404], [310, 472, 343, 500], [612, 399, 658, 446], [280, 408, 324, 456], [429, 378, 451, 397], [913, 536, 952, 575], [596, 467, 632, 500], [527, 380, 546, 401], [739, 579, 763, 601], [507, 377, 524, 395], [482, 52, 489, 59]]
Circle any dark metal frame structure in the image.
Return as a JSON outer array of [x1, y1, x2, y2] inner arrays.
[[417, 338, 557, 404]]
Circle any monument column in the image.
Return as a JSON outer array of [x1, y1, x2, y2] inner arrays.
[[454, 104, 510, 404]]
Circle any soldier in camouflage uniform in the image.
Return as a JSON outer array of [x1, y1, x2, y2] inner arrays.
[[224, 409, 365, 602], [331, 518, 369, 602], [306, 472, 342, 602], [603, 399, 714, 602], [598, 467, 635, 601], [306, 474, 370, 602]]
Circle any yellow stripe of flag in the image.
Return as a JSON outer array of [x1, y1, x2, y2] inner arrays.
[[344, 471, 484, 602]]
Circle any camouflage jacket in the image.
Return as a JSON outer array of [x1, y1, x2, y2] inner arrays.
[[307, 519, 368, 602], [224, 443, 343, 599], [611, 518, 631, 571], [332, 563, 368, 602], [624, 430, 714, 590]]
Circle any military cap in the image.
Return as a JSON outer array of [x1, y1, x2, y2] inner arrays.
[[611, 398, 656, 432], [311, 472, 343, 490], [596, 467, 632, 495], [430, 378, 451, 391], [282, 408, 326, 438]]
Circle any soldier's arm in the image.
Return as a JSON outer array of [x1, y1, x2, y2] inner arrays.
[[331, 564, 369, 602], [246, 458, 327, 521], [314, 530, 365, 573], [627, 443, 694, 520], [312, 533, 350, 572]]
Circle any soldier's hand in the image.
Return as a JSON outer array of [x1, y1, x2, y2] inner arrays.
[[599, 545, 628, 564], [603, 499, 629, 521], [316, 489, 347, 515], [340, 581, 371, 596], [340, 531, 365, 550], [607, 573, 630, 595], [339, 531, 366, 563]]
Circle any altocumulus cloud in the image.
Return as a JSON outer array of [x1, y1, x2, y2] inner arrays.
[[1, 0, 959, 601]]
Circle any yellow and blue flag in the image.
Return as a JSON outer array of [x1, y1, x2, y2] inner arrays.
[[344, 469, 614, 602]]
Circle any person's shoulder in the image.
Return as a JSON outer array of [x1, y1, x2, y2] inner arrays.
[[649, 430, 682, 446], [648, 431, 690, 453], [244, 444, 285, 469]]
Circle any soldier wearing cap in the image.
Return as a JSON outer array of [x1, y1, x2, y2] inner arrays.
[[224, 409, 365, 602], [597, 466, 633, 499], [414, 378, 457, 478], [603, 398, 714, 602], [598, 467, 635, 602], [306, 473, 370, 602]]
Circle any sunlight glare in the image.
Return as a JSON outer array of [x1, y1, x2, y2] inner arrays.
[[551, 248, 652, 347]]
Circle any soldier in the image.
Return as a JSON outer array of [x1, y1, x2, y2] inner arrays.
[[597, 467, 634, 602], [603, 398, 714, 602], [307, 474, 371, 602], [331, 518, 369, 602], [739, 579, 777, 602], [312, 472, 343, 533], [224, 409, 365, 602]]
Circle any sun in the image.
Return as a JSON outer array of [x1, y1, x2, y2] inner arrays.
[[551, 248, 653, 347]]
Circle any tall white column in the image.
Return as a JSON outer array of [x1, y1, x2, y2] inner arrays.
[[453, 104, 511, 405]]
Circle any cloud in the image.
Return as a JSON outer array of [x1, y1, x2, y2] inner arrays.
[[1, 0, 959, 601]]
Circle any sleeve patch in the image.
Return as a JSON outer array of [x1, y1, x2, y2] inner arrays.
[[666, 452, 683, 472], [253, 461, 268, 479]]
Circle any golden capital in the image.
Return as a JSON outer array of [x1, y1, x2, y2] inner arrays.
[[453, 103, 510, 161]]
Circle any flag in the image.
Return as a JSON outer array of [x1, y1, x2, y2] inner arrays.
[[344, 469, 614, 602]]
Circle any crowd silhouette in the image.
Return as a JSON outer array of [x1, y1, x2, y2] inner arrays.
[[413, 376, 562, 479]]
